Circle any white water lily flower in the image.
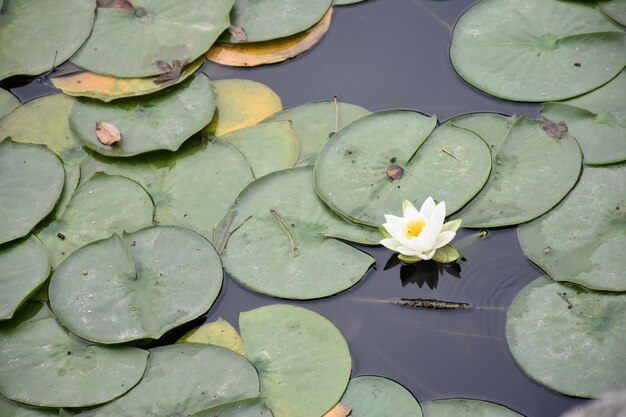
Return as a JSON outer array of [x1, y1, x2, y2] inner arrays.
[[380, 197, 462, 264]]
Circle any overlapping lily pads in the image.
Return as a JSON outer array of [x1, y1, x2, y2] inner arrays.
[[518, 163, 626, 292], [314, 111, 491, 226], [0, 236, 49, 321], [542, 70, 626, 165], [177, 318, 246, 356], [70, 74, 216, 157], [264, 100, 370, 165], [78, 344, 260, 416], [421, 399, 524, 417], [0, 394, 58, 417], [0, 141, 65, 245], [450, 0, 626, 101], [0, 89, 19, 118], [240, 304, 351, 417], [0, 0, 96, 81], [0, 302, 148, 407], [506, 276, 626, 398], [218, 167, 377, 299], [340, 376, 422, 417], [36, 174, 154, 267], [0, 94, 86, 164], [50, 226, 222, 344], [600, 0, 626, 26], [79, 138, 254, 241], [224, 0, 332, 43], [72, 0, 233, 77], [191, 397, 272, 417], [450, 115, 582, 228]]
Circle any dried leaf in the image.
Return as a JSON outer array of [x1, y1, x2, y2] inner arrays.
[[228, 25, 248, 42], [97, 0, 134, 11], [323, 403, 352, 417], [95, 121, 122, 145], [386, 164, 404, 180], [539, 116, 568, 139], [154, 60, 188, 86]]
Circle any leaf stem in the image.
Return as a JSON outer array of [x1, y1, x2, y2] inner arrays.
[[270, 210, 299, 257]]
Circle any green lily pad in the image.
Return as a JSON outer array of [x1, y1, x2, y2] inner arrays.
[[50, 226, 222, 344], [600, 0, 626, 26], [0, 394, 58, 417], [80, 138, 254, 242], [0, 89, 19, 119], [224, 0, 332, 43], [49, 164, 81, 220], [0, 141, 65, 245], [0, 0, 96, 81], [333, 0, 366, 5], [340, 376, 422, 417], [191, 397, 272, 417], [0, 236, 50, 320], [451, 115, 582, 228], [314, 111, 491, 227], [421, 399, 524, 417], [36, 174, 154, 268], [518, 163, 626, 292], [0, 302, 148, 407], [70, 74, 216, 157], [542, 69, 626, 165], [72, 0, 233, 78], [446, 112, 515, 151], [222, 120, 300, 178], [0, 94, 86, 164], [506, 276, 626, 398], [240, 304, 351, 417], [263, 100, 370, 165], [79, 344, 260, 416], [450, 0, 626, 101], [218, 167, 377, 299]]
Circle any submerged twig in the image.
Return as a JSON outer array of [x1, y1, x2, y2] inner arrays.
[[219, 215, 252, 255], [557, 292, 574, 309], [392, 298, 469, 310], [270, 209, 299, 257], [441, 148, 459, 161]]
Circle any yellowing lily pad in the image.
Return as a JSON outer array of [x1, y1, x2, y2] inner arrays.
[[518, 163, 626, 292], [177, 318, 246, 356], [0, 0, 96, 81], [217, 167, 377, 299], [506, 276, 626, 398], [51, 57, 203, 102], [0, 302, 148, 408], [314, 111, 492, 227], [207, 79, 282, 136], [240, 304, 351, 417], [69, 74, 216, 157], [421, 399, 524, 417], [72, 0, 233, 77], [339, 376, 422, 417], [224, 0, 332, 43], [207, 8, 332, 67], [0, 89, 19, 118], [450, 115, 582, 228]]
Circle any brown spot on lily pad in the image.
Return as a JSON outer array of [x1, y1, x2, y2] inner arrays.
[[540, 116, 568, 139], [154, 60, 188, 85], [386, 164, 404, 180], [96, 0, 134, 11], [322, 403, 352, 417], [228, 25, 248, 42], [96, 121, 122, 145]]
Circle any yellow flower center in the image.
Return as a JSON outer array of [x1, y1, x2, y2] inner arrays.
[[404, 219, 425, 238]]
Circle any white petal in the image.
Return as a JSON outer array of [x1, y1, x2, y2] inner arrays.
[[441, 219, 462, 233], [380, 238, 402, 251], [403, 202, 420, 218], [419, 197, 436, 218], [417, 248, 436, 260], [408, 231, 436, 252], [435, 230, 456, 248], [396, 245, 421, 257], [384, 214, 404, 224], [429, 201, 446, 235]]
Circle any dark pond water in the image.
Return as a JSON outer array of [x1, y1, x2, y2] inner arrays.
[[2, 0, 589, 416]]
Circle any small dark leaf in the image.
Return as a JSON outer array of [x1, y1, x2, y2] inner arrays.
[[539, 116, 568, 139], [153, 60, 187, 85], [386, 164, 404, 180]]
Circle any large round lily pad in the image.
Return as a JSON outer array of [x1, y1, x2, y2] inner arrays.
[[450, 0, 626, 101], [340, 376, 422, 417], [600, 0, 626, 26], [421, 398, 524, 417], [36, 174, 154, 268], [218, 167, 377, 299], [314, 111, 491, 227], [78, 344, 260, 416], [0, 94, 86, 164], [451, 115, 582, 228], [542, 69, 626, 165], [50, 227, 222, 344], [0, 302, 148, 407], [240, 304, 351, 417], [0, 394, 58, 417], [518, 163, 626, 292], [79, 138, 254, 242], [70, 74, 216, 157], [72, 0, 233, 77], [0, 89, 19, 118], [506, 276, 626, 398], [224, 0, 332, 43], [222, 120, 300, 178], [0, 236, 50, 321], [0, 140, 65, 245], [264, 100, 370, 165], [191, 397, 272, 417], [0, 0, 96, 81]]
